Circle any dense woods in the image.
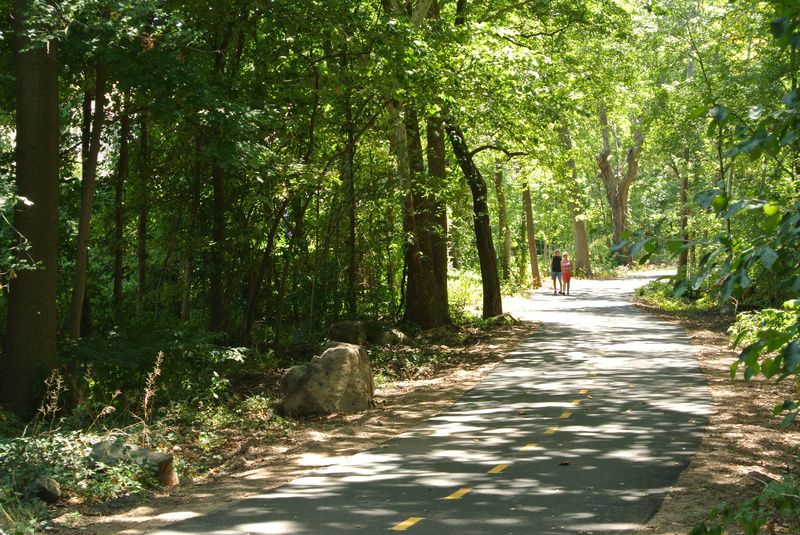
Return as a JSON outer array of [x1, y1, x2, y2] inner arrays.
[[1, 0, 799, 531]]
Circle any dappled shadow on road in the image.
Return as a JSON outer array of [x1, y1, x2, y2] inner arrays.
[[154, 275, 710, 535]]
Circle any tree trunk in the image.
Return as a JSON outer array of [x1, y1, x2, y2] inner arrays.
[[113, 110, 130, 323], [137, 113, 149, 318], [341, 48, 357, 318], [244, 199, 289, 344], [425, 115, 449, 323], [493, 164, 511, 281], [2, 0, 60, 419], [67, 62, 108, 339], [399, 108, 451, 327], [445, 120, 502, 318], [182, 138, 202, 322], [210, 163, 225, 332], [522, 185, 541, 288], [561, 126, 592, 276], [669, 156, 690, 279], [597, 105, 644, 263]]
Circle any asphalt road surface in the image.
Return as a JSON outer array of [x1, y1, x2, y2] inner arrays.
[[153, 272, 711, 534]]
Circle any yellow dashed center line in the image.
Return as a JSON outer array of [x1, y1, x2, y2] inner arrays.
[[579, 389, 589, 395], [445, 488, 472, 500], [520, 443, 539, 451], [391, 517, 424, 531], [545, 426, 558, 435], [488, 464, 510, 474], [571, 399, 582, 406], [560, 411, 572, 419]]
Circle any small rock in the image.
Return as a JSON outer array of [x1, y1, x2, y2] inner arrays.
[[369, 329, 413, 347], [26, 475, 61, 503], [91, 439, 179, 487]]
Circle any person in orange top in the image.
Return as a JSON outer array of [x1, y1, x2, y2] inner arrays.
[[561, 252, 574, 296]]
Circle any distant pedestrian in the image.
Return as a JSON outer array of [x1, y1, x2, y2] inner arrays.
[[562, 253, 574, 296], [551, 249, 563, 295]]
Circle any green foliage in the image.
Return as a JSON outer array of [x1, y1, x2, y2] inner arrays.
[[0, 430, 152, 533], [635, 280, 718, 314], [691, 475, 800, 534]]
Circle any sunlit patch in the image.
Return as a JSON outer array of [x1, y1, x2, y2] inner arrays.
[[545, 426, 558, 434], [238, 520, 304, 533], [155, 511, 201, 521]]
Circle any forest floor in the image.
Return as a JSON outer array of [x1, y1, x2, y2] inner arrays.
[[50, 277, 799, 535], [51, 320, 538, 534]]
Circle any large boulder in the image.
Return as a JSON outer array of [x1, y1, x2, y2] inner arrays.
[[91, 439, 179, 487], [281, 343, 374, 417], [328, 320, 367, 345]]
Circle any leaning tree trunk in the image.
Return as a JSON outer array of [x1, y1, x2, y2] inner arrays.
[[445, 120, 502, 318], [561, 126, 592, 277], [522, 185, 541, 288], [494, 164, 511, 281], [2, 0, 60, 419], [67, 62, 108, 339], [597, 105, 644, 263]]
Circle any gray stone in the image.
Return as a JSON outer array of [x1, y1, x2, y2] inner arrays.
[[328, 320, 367, 345], [281, 343, 374, 417], [370, 329, 413, 347], [25, 475, 60, 503], [91, 439, 179, 487]]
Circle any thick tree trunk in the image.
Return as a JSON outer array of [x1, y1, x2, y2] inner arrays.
[[597, 105, 644, 263], [400, 109, 451, 327], [425, 115, 449, 322], [210, 163, 225, 332], [561, 127, 592, 276], [2, 0, 60, 419], [493, 165, 511, 281], [522, 186, 541, 288], [67, 62, 108, 339], [113, 111, 130, 323], [445, 120, 502, 318], [137, 114, 149, 317]]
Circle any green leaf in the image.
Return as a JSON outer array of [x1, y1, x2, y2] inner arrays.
[[756, 246, 779, 269], [782, 340, 800, 373], [709, 104, 729, 123], [771, 17, 791, 39], [780, 411, 797, 429]]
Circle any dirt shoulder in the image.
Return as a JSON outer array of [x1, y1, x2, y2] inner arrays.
[[634, 301, 799, 534], [53, 321, 537, 534]]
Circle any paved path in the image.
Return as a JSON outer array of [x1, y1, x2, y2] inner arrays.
[[154, 272, 711, 534]]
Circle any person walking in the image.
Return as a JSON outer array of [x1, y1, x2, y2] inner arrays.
[[551, 249, 563, 295], [562, 252, 574, 296]]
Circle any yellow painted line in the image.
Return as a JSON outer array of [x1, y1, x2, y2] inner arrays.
[[545, 426, 558, 435], [572, 399, 582, 406], [445, 488, 472, 500], [391, 517, 424, 531], [579, 389, 589, 395], [560, 411, 572, 419], [520, 443, 538, 451], [488, 464, 509, 474]]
